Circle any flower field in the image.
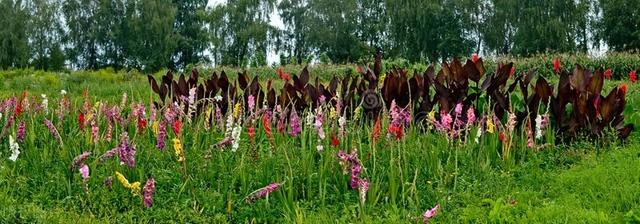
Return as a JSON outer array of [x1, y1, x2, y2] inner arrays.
[[1, 57, 640, 223]]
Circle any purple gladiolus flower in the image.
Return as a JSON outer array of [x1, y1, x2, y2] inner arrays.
[[72, 151, 91, 168], [156, 121, 166, 150], [289, 109, 301, 137], [117, 132, 136, 168], [143, 177, 156, 208], [16, 121, 25, 142], [245, 182, 282, 203]]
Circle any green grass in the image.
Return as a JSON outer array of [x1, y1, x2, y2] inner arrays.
[[0, 68, 638, 223]]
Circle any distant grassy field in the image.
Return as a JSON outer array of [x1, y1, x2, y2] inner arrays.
[[0, 63, 639, 223]]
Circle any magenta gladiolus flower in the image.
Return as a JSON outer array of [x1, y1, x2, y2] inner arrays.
[[245, 182, 282, 203], [72, 151, 91, 168], [117, 132, 136, 168], [143, 177, 156, 208], [156, 121, 166, 150], [44, 118, 62, 143], [466, 107, 476, 125], [315, 108, 325, 139], [248, 95, 255, 112], [289, 109, 301, 137], [16, 121, 25, 142], [79, 164, 90, 179], [423, 204, 441, 223]]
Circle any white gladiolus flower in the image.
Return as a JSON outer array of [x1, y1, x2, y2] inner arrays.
[[41, 94, 49, 114], [535, 115, 543, 139], [214, 95, 223, 102], [8, 135, 20, 161], [60, 90, 67, 95], [474, 126, 483, 144], [305, 111, 315, 127], [231, 125, 242, 152]]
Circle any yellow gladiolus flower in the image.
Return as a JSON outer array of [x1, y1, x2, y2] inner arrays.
[[173, 138, 184, 162], [233, 103, 242, 119], [486, 117, 495, 134], [115, 171, 141, 196]]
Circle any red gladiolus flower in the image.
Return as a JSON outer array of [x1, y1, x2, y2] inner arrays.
[[499, 132, 506, 142], [78, 112, 85, 130], [172, 119, 182, 136], [604, 68, 612, 80], [14, 91, 27, 117], [248, 126, 255, 138], [619, 84, 628, 95], [510, 66, 516, 77], [553, 58, 561, 73], [137, 117, 147, 133], [471, 53, 479, 63], [331, 135, 340, 147], [388, 124, 404, 140], [629, 70, 636, 83], [371, 117, 381, 142], [262, 114, 272, 137]]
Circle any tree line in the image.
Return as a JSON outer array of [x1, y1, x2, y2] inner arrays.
[[0, 0, 638, 71]]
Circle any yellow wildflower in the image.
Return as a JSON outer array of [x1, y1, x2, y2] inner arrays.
[[353, 106, 362, 122], [173, 138, 184, 162], [115, 171, 141, 196], [427, 110, 436, 121]]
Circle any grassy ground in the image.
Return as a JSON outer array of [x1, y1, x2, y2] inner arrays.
[[0, 69, 638, 223]]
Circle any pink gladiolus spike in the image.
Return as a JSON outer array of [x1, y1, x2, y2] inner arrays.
[[423, 204, 440, 223]]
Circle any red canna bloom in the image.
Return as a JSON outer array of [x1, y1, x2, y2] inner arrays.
[[499, 132, 506, 142], [604, 68, 613, 80], [553, 58, 561, 73], [277, 67, 290, 82], [471, 53, 479, 63], [371, 117, 381, 142], [172, 119, 182, 136], [619, 83, 628, 95], [629, 70, 636, 83], [510, 66, 516, 77], [78, 112, 86, 130], [356, 65, 363, 74], [331, 135, 340, 147]]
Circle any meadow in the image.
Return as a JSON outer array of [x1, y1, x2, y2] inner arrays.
[[0, 57, 639, 223]]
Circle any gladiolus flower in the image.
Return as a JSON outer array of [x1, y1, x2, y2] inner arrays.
[[289, 109, 301, 137], [248, 126, 255, 138], [44, 118, 62, 143], [499, 132, 507, 142], [604, 68, 612, 80], [115, 171, 141, 196], [277, 67, 291, 81], [172, 138, 184, 162], [156, 121, 166, 150], [471, 53, 479, 63], [72, 151, 91, 168], [117, 132, 136, 168], [143, 177, 155, 208], [16, 121, 25, 142], [553, 58, 561, 73], [372, 117, 381, 142], [262, 113, 272, 138], [245, 182, 282, 203], [172, 119, 182, 136], [78, 112, 85, 130], [466, 107, 476, 125], [630, 70, 636, 83], [423, 204, 440, 223], [331, 135, 340, 147], [8, 135, 19, 161], [79, 164, 90, 179], [486, 117, 495, 133], [358, 179, 369, 203]]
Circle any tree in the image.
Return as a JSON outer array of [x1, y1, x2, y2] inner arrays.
[[209, 0, 277, 66], [62, 0, 100, 69], [27, 0, 65, 70], [597, 0, 640, 51], [127, 0, 177, 71], [0, 0, 30, 69], [171, 0, 208, 69]]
